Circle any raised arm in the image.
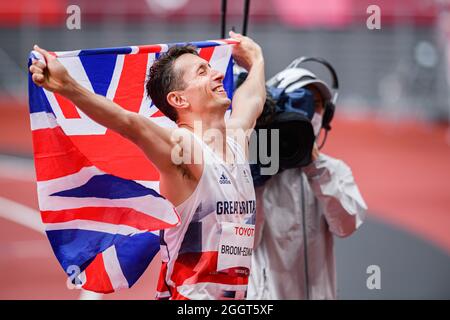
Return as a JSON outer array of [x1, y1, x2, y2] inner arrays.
[[29, 45, 175, 172], [227, 31, 266, 132]]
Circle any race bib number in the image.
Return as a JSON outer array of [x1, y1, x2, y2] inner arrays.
[[217, 222, 255, 276]]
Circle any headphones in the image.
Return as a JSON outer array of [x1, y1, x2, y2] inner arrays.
[[286, 57, 339, 132]]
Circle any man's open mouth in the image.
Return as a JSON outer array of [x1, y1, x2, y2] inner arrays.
[[212, 85, 225, 93]]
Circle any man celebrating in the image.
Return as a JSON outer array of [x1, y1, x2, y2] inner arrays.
[[29, 30, 265, 300]]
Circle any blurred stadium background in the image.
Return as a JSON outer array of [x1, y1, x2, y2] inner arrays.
[[0, 0, 449, 299]]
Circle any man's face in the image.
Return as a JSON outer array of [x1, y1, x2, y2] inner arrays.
[[172, 53, 231, 115], [306, 85, 325, 116]]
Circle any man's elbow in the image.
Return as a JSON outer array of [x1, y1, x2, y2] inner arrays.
[[259, 88, 266, 107], [254, 94, 266, 117], [118, 113, 144, 143]]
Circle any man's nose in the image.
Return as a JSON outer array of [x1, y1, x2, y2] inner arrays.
[[211, 69, 224, 81]]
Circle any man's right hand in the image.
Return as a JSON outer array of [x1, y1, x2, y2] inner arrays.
[[229, 30, 263, 72], [29, 45, 73, 95]]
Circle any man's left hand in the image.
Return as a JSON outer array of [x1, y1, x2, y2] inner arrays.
[[229, 30, 263, 71]]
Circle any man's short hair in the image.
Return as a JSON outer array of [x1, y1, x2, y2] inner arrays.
[[146, 45, 198, 122]]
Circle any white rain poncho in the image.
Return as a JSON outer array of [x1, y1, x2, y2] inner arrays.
[[248, 153, 367, 299]]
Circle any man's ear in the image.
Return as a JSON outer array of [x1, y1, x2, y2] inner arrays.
[[167, 91, 189, 110]]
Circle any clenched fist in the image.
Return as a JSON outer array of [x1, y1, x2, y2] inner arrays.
[[29, 45, 73, 95], [229, 30, 263, 71]]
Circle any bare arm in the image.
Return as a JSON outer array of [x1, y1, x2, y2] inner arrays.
[[29, 45, 175, 172], [227, 31, 266, 132]]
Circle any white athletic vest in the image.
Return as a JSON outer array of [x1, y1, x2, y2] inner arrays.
[[156, 131, 256, 300]]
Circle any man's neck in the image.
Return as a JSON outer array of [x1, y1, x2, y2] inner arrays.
[[178, 112, 233, 163], [178, 113, 226, 139]]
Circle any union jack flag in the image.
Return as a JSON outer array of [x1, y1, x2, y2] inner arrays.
[[28, 39, 236, 293]]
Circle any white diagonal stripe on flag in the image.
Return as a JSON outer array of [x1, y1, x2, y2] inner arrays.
[[106, 54, 125, 101], [103, 245, 129, 290], [30, 112, 58, 130]]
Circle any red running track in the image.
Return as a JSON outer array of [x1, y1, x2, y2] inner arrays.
[[0, 101, 449, 299]]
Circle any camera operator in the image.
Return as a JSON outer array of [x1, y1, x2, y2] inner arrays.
[[248, 65, 368, 300]]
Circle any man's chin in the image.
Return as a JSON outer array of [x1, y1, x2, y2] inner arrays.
[[206, 96, 231, 113], [221, 97, 231, 108]]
